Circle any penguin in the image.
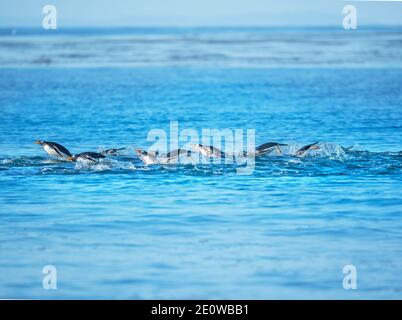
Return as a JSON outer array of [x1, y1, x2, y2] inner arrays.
[[135, 149, 159, 165], [35, 140, 72, 159], [159, 149, 192, 164], [191, 144, 225, 158], [342, 145, 354, 152], [101, 147, 126, 156], [295, 141, 320, 157], [255, 142, 288, 155], [67, 152, 105, 163]]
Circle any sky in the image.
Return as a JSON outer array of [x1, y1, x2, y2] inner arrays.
[[0, 0, 401, 27]]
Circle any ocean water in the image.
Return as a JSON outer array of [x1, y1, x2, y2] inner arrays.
[[0, 28, 402, 299]]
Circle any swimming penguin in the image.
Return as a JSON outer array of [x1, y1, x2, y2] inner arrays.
[[101, 147, 126, 156], [35, 140, 72, 159], [295, 141, 320, 157], [67, 152, 105, 163], [255, 142, 288, 155], [159, 149, 192, 164], [191, 144, 225, 158], [342, 146, 354, 152], [135, 149, 159, 165]]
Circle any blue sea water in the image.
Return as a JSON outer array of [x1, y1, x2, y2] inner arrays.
[[1, 28, 402, 299]]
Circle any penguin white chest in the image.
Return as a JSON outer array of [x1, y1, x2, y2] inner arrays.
[[43, 144, 60, 157], [145, 155, 157, 165]]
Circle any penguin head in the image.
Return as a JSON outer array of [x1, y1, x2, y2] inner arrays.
[[66, 155, 76, 162]]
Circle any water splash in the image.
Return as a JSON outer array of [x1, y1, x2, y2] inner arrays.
[[1, 143, 401, 177]]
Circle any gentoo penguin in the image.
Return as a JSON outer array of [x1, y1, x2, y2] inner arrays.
[[35, 140, 72, 159], [67, 152, 105, 163], [135, 149, 159, 165], [255, 142, 288, 155], [295, 141, 320, 157], [191, 144, 225, 158], [342, 146, 354, 152], [159, 149, 192, 164], [101, 148, 126, 156]]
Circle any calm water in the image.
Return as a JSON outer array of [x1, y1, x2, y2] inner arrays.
[[1, 28, 402, 299]]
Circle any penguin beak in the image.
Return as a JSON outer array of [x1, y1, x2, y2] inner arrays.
[[35, 140, 42, 145], [66, 156, 74, 161], [310, 146, 320, 150]]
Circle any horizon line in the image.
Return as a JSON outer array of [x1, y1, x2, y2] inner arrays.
[[1, 24, 402, 29]]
